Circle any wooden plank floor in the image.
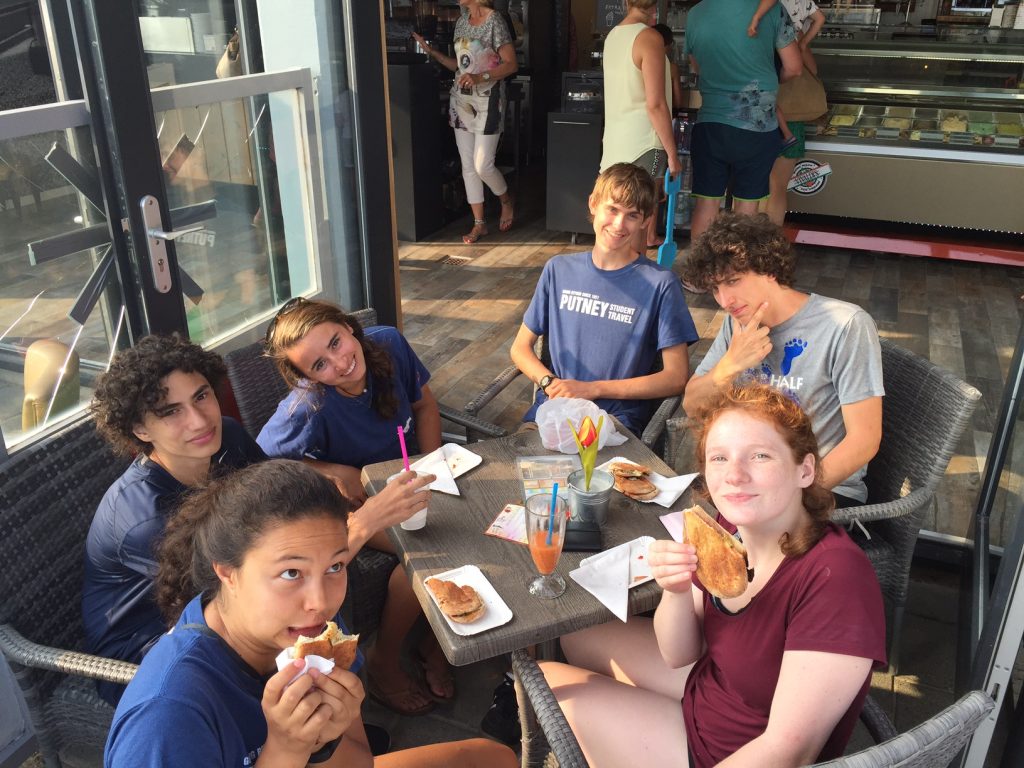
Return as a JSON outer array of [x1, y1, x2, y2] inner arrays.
[[399, 191, 1024, 549]]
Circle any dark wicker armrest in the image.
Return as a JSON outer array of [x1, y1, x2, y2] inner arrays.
[[0, 624, 138, 685], [511, 649, 588, 768], [859, 693, 898, 744], [829, 488, 932, 526], [438, 404, 508, 440], [664, 414, 688, 470], [641, 395, 681, 453], [465, 365, 524, 416]]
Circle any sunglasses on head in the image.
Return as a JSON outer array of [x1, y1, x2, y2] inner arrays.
[[264, 296, 308, 345]]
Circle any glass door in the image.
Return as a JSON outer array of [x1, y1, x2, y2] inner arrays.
[[0, 0, 393, 455]]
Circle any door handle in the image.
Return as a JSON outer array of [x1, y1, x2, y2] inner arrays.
[[140, 194, 205, 293]]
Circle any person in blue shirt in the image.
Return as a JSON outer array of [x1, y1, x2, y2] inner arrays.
[[105, 459, 516, 768], [511, 163, 699, 434], [83, 335, 265, 705], [83, 335, 431, 709], [260, 299, 451, 713]]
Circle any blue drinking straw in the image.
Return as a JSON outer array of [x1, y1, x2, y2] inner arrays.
[[546, 482, 559, 546]]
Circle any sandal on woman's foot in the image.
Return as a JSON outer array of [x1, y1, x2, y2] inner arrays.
[[413, 647, 456, 700], [499, 199, 515, 232], [367, 671, 436, 716], [463, 219, 488, 244]]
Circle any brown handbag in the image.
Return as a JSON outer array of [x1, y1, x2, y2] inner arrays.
[[776, 67, 828, 122]]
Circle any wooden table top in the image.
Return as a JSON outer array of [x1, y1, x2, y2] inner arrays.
[[362, 426, 696, 666]]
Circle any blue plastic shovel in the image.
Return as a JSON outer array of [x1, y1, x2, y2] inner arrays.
[[657, 169, 682, 268]]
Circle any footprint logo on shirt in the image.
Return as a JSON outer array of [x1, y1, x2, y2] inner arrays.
[[780, 338, 807, 376]]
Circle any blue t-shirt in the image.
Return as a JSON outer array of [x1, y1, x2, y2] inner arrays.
[[82, 417, 265, 705], [257, 326, 431, 468], [684, 0, 797, 131], [104, 594, 360, 768], [522, 252, 699, 433]]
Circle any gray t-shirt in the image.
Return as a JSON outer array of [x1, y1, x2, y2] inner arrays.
[[695, 293, 884, 501]]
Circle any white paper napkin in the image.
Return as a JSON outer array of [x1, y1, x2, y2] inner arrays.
[[410, 447, 459, 495], [274, 646, 335, 686], [569, 536, 654, 622], [660, 511, 685, 542]]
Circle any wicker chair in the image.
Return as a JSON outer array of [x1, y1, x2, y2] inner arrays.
[[464, 336, 680, 460], [223, 308, 507, 636], [810, 690, 994, 767], [665, 339, 981, 672], [510, 650, 905, 768], [0, 414, 138, 768]]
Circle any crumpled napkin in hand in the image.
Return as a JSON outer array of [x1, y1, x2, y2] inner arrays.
[[275, 646, 335, 686]]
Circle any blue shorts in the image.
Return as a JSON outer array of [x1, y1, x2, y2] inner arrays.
[[691, 122, 781, 201]]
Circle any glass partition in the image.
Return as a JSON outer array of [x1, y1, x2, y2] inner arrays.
[[0, 106, 123, 451], [149, 70, 329, 345]]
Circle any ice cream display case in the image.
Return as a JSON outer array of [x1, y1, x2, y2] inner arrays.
[[788, 26, 1024, 234]]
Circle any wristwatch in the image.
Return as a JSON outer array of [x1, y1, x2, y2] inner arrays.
[[482, 71, 491, 81], [539, 374, 555, 393]]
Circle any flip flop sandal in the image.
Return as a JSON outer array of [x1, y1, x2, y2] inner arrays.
[[413, 648, 456, 700], [463, 219, 487, 244], [367, 671, 436, 716]]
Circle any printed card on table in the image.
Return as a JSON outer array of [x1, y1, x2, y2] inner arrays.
[[484, 503, 528, 546]]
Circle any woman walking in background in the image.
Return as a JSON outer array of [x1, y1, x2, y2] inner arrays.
[[413, 0, 517, 244]]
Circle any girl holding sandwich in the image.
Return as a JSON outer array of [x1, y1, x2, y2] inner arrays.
[[260, 298, 452, 713], [541, 384, 886, 767], [104, 459, 516, 768]]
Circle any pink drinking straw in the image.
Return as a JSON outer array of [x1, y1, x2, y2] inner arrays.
[[397, 426, 411, 473], [546, 482, 559, 546]]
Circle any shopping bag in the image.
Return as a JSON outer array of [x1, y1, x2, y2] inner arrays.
[[777, 67, 828, 123]]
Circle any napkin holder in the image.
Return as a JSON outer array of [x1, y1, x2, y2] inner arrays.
[[563, 520, 602, 551]]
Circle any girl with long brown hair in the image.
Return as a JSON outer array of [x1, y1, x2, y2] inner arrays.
[[260, 298, 450, 715]]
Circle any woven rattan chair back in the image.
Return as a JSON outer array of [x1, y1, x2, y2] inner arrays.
[[810, 689, 994, 767], [839, 339, 980, 671], [0, 415, 128, 679], [864, 339, 980, 505], [0, 414, 134, 765]]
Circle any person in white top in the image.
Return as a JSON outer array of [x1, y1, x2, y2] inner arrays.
[[601, 0, 682, 253]]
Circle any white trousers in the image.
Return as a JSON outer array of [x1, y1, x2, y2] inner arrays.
[[454, 129, 508, 206]]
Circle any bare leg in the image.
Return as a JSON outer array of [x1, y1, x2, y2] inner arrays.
[[777, 106, 794, 142], [368, 530, 395, 554], [541, 659, 690, 767], [763, 156, 797, 226], [499, 191, 514, 232], [416, 631, 455, 699], [561, 617, 690, 699], [688, 196, 722, 250], [732, 198, 761, 217], [375, 738, 517, 768], [365, 565, 434, 714], [464, 202, 488, 244]]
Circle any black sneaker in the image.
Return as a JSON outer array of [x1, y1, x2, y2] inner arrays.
[[480, 674, 519, 747]]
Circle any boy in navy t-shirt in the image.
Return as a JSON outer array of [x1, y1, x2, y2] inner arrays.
[[511, 163, 699, 434]]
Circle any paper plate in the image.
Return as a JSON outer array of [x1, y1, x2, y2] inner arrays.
[[424, 565, 513, 636]]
